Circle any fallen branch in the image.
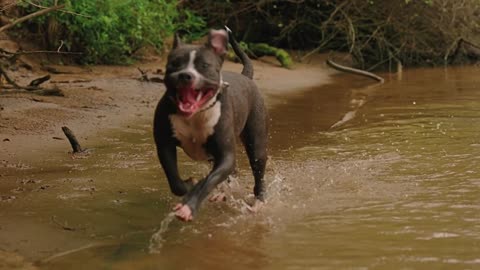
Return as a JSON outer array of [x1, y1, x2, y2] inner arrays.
[[137, 67, 149, 81], [0, 86, 64, 96], [15, 50, 83, 55], [326, 58, 384, 83], [137, 67, 164, 83], [0, 4, 65, 33], [29, 74, 51, 87], [61, 126, 83, 153], [0, 66, 63, 95], [0, 48, 82, 62]]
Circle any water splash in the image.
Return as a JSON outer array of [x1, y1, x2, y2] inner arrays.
[[148, 212, 176, 254]]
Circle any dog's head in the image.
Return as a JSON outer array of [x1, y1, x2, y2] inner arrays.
[[164, 29, 228, 117]]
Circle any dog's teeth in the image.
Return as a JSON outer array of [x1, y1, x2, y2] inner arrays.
[[196, 91, 203, 102]]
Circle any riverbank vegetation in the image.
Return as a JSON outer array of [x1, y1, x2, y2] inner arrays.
[[1, 0, 479, 68], [186, 0, 480, 69], [13, 0, 206, 64]]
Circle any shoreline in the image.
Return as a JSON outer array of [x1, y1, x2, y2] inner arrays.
[[0, 55, 335, 164]]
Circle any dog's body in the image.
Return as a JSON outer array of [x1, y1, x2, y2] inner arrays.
[[153, 28, 268, 221]]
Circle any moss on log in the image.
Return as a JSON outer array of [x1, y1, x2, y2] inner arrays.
[[249, 43, 293, 69], [227, 42, 293, 69]]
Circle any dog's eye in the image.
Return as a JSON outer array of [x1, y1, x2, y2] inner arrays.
[[201, 62, 210, 69], [168, 60, 181, 70]]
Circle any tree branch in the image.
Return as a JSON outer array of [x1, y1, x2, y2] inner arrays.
[[23, 1, 92, 18], [0, 4, 65, 33]]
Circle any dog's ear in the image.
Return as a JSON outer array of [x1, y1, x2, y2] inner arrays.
[[173, 32, 183, 49], [206, 29, 228, 56]]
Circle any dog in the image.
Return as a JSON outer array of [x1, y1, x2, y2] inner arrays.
[[153, 27, 268, 221]]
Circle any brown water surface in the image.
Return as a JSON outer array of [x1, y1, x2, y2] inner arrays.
[[1, 66, 480, 269]]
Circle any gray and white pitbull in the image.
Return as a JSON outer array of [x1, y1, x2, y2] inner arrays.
[[153, 28, 268, 221]]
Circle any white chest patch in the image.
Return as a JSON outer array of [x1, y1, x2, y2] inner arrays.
[[169, 102, 222, 161]]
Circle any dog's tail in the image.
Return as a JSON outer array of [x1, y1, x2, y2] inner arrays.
[[225, 26, 254, 80]]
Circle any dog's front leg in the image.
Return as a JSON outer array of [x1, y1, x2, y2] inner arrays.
[[174, 153, 235, 221], [157, 142, 190, 196]]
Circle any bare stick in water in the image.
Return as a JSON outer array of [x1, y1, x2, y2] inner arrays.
[[61, 126, 83, 153], [326, 58, 385, 83]]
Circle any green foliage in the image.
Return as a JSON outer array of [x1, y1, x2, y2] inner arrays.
[[19, 0, 205, 64]]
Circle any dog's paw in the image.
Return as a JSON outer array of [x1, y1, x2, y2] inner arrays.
[[245, 199, 264, 213], [173, 204, 193, 222]]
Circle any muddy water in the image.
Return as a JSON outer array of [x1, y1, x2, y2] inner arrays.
[[1, 66, 480, 269]]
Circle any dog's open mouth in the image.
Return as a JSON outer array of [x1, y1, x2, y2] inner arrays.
[[176, 87, 216, 117]]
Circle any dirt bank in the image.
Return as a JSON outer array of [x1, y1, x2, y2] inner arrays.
[[0, 55, 334, 164]]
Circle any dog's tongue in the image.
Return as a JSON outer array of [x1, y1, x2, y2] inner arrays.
[[178, 87, 199, 116]]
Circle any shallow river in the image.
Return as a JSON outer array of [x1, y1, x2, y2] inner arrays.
[[1, 66, 480, 269]]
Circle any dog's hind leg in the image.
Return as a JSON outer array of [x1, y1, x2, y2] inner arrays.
[[241, 104, 268, 206]]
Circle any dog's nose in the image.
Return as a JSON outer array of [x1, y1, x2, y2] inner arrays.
[[178, 72, 193, 83]]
